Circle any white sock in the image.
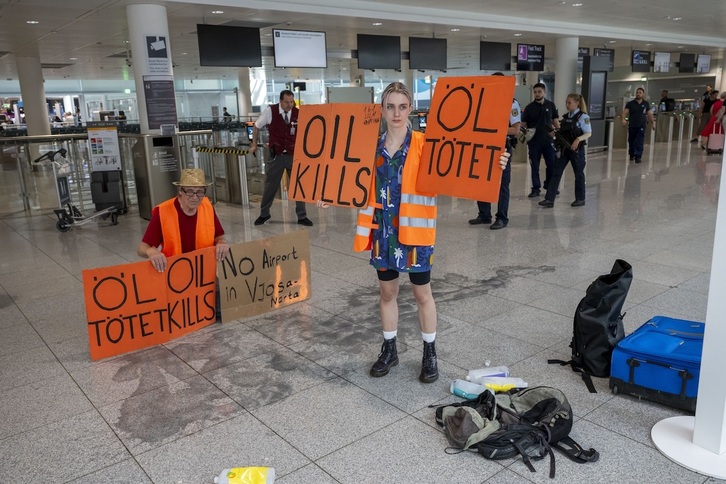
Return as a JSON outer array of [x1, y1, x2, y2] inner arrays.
[[422, 331, 436, 343], [383, 330, 398, 340]]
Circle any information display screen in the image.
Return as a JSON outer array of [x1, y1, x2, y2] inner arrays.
[[654, 52, 671, 73], [593, 48, 614, 72], [357, 34, 401, 70], [197, 24, 261, 67], [273, 29, 327, 68], [679, 53, 695, 73], [697, 54, 711, 73], [480, 42, 511, 71], [409, 37, 447, 71], [577, 47, 590, 73], [588, 72, 606, 120]]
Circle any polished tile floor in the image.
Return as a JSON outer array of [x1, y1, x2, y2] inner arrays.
[[0, 140, 723, 483]]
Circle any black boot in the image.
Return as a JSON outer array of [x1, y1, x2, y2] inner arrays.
[[419, 341, 439, 383], [370, 337, 398, 377]]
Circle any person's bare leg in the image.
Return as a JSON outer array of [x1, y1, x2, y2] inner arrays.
[[412, 282, 436, 333], [370, 278, 400, 377], [379, 278, 399, 331], [413, 282, 439, 383]]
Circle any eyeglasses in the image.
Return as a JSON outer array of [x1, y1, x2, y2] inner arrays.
[[180, 187, 206, 198]]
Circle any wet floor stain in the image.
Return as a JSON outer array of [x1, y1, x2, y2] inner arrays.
[[339, 265, 557, 322]]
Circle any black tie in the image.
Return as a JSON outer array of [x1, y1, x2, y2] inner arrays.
[[284, 111, 289, 124]]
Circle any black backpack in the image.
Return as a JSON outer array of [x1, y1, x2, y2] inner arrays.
[[550, 259, 633, 392], [433, 387, 598, 479]]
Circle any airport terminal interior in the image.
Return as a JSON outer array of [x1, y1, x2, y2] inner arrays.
[[1, 139, 723, 483], [1, 0, 726, 483]]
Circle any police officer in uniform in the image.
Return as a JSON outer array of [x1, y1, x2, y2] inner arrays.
[[539, 93, 592, 208], [521, 82, 560, 198], [622, 87, 656, 163], [469, 73, 521, 230]]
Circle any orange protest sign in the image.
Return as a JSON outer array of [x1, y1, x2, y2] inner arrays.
[[416, 76, 515, 202], [290, 103, 381, 207], [82, 247, 217, 361]]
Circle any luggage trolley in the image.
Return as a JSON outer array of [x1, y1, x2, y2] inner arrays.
[[32, 148, 119, 232]]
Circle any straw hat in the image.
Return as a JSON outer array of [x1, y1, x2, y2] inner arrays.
[[173, 168, 212, 187]]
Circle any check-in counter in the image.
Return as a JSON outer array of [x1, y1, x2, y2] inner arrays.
[[654, 112, 698, 143], [682, 111, 698, 140], [655, 113, 677, 142]]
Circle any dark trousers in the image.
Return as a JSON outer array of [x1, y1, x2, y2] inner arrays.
[[259, 154, 307, 219], [477, 156, 511, 224], [528, 138, 556, 190], [627, 126, 645, 158], [544, 146, 586, 202]]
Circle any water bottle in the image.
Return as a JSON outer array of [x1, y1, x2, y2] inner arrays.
[[214, 467, 275, 484], [466, 366, 510, 383], [450, 379, 487, 399]]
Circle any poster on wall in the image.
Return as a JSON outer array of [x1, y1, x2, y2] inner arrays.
[[86, 121, 121, 171], [143, 75, 178, 129]]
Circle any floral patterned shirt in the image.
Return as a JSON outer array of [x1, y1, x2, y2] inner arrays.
[[370, 129, 434, 273]]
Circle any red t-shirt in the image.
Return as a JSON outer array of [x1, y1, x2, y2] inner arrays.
[[141, 198, 224, 254]]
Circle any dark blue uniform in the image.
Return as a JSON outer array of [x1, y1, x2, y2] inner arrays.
[[543, 109, 591, 204], [475, 99, 521, 227], [522, 99, 559, 194], [624, 99, 651, 160]]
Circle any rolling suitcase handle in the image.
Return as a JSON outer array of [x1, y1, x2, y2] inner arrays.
[[643, 322, 704, 339], [626, 357, 693, 399]]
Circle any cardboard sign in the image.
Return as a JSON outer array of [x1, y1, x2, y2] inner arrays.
[[417, 76, 515, 202], [218, 231, 312, 322], [82, 247, 217, 361], [290, 103, 381, 207]]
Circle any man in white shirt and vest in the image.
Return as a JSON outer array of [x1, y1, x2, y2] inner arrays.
[[251, 90, 313, 226]]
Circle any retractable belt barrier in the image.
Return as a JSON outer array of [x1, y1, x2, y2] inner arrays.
[[194, 146, 249, 155]]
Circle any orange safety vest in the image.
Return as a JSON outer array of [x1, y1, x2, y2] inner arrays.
[[158, 197, 215, 257], [353, 130, 437, 252]]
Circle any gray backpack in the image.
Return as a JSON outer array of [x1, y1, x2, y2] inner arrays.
[[434, 386, 598, 479]]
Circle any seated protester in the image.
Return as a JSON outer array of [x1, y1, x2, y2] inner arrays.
[[137, 168, 229, 272]]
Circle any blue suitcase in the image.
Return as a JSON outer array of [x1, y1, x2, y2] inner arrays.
[[609, 316, 704, 412]]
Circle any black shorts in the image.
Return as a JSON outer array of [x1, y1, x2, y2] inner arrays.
[[376, 269, 431, 286]]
